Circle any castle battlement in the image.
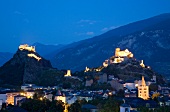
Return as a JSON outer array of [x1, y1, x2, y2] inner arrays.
[[112, 48, 133, 64], [19, 44, 36, 52], [115, 48, 133, 58]]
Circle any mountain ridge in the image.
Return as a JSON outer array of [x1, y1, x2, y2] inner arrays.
[[50, 13, 170, 77]]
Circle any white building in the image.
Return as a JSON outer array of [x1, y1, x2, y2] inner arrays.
[[120, 103, 131, 112], [124, 80, 135, 90], [67, 95, 77, 104], [21, 84, 35, 91], [0, 94, 7, 103], [14, 95, 26, 106], [45, 93, 53, 101]]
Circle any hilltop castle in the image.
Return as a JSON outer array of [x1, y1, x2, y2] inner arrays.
[[85, 48, 147, 72], [19, 44, 41, 61], [19, 44, 36, 52], [112, 48, 133, 64], [115, 48, 133, 58]]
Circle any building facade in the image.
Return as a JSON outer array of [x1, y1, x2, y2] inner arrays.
[[138, 76, 149, 100]]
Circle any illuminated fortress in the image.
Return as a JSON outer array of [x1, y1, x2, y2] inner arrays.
[[19, 44, 36, 52], [112, 48, 133, 63], [85, 48, 146, 72], [19, 44, 41, 61], [115, 48, 133, 58]]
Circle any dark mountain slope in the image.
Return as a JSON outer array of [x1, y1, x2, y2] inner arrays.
[[117, 19, 170, 76], [51, 13, 170, 76], [48, 13, 170, 61]]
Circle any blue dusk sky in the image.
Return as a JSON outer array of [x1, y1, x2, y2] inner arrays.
[[0, 0, 170, 52]]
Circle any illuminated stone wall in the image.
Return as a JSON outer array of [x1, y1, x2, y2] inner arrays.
[[27, 53, 41, 61]]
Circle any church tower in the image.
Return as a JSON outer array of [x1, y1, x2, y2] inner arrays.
[[138, 76, 149, 100]]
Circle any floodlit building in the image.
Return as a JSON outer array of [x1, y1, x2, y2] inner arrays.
[[6, 92, 20, 105], [112, 48, 134, 64], [115, 48, 133, 58], [55, 90, 66, 103], [19, 44, 35, 52], [64, 70, 72, 77], [138, 76, 149, 100]]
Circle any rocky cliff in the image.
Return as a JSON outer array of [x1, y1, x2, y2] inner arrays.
[[0, 46, 62, 86]]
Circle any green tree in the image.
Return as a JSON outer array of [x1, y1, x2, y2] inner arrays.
[[99, 98, 120, 112], [149, 83, 158, 91], [117, 89, 124, 97], [63, 82, 71, 89], [137, 106, 150, 112], [69, 100, 81, 112], [33, 93, 38, 100], [21, 99, 65, 112]]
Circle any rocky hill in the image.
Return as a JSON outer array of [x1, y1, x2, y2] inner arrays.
[[0, 44, 63, 86], [101, 58, 165, 84], [50, 13, 170, 77]]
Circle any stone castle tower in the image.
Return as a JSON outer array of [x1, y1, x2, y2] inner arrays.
[[115, 48, 120, 57], [64, 70, 72, 77], [114, 48, 133, 58], [138, 76, 149, 100]]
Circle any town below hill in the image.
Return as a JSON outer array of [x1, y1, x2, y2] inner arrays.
[[0, 44, 169, 111]]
